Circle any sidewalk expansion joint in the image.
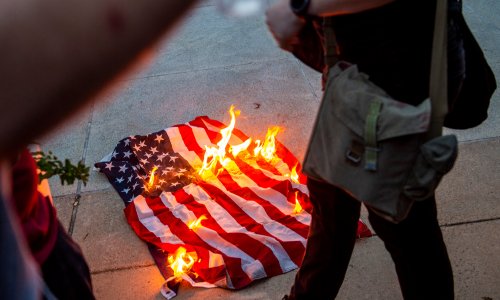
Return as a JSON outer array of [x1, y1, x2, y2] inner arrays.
[[68, 103, 95, 237], [91, 263, 157, 275], [441, 217, 500, 228], [293, 58, 319, 100], [457, 135, 500, 144], [125, 58, 289, 82], [68, 194, 81, 236]]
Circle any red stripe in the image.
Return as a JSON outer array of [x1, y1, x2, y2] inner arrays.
[[124, 203, 182, 254], [174, 188, 284, 277], [232, 156, 292, 198], [174, 125, 205, 157], [144, 195, 252, 288], [275, 142, 307, 184]]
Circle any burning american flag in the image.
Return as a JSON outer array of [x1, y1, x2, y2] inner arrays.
[[95, 106, 371, 298]]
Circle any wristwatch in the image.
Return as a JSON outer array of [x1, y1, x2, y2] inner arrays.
[[290, 0, 311, 18]]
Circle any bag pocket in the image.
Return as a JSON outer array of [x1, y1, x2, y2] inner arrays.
[[403, 135, 458, 201]]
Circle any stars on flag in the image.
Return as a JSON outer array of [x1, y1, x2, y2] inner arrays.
[[127, 175, 134, 183], [156, 153, 168, 162], [154, 134, 164, 144], [123, 150, 132, 158], [149, 146, 159, 155], [105, 162, 114, 171], [119, 165, 128, 173]]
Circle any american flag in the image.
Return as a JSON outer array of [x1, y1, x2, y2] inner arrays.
[[96, 115, 371, 292]]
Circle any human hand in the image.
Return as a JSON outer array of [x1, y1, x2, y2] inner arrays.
[[265, 0, 305, 51]]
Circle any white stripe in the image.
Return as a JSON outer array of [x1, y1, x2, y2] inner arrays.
[[133, 195, 184, 245], [165, 127, 202, 168], [184, 184, 298, 272], [160, 189, 267, 281]]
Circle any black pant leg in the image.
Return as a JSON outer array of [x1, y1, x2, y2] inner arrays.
[[368, 197, 454, 300], [289, 179, 361, 300], [41, 222, 95, 300]]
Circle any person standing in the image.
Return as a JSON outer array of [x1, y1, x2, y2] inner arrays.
[[266, 0, 464, 299]]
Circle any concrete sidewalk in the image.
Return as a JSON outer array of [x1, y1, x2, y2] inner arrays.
[[41, 1, 499, 299]]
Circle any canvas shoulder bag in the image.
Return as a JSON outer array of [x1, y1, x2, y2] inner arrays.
[[302, 0, 458, 223]]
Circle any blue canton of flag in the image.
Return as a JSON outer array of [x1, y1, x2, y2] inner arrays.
[[95, 129, 194, 205]]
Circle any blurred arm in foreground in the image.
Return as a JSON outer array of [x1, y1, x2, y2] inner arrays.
[[265, 0, 395, 50], [0, 0, 198, 158]]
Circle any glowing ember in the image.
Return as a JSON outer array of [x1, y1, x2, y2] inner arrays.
[[293, 191, 303, 214], [147, 166, 159, 190], [188, 215, 207, 230], [168, 247, 197, 278]]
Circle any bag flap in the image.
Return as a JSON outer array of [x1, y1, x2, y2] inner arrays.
[[328, 64, 431, 141]]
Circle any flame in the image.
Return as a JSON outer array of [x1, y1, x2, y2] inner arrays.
[[293, 191, 303, 214], [253, 140, 262, 157], [258, 126, 280, 162], [147, 166, 158, 189], [230, 138, 252, 157], [198, 105, 239, 179], [167, 247, 197, 278], [197, 106, 282, 180], [290, 164, 299, 184], [188, 215, 207, 230]]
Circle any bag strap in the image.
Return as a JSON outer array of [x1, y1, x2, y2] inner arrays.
[[323, 17, 338, 69], [322, 0, 448, 140], [428, 0, 448, 139]]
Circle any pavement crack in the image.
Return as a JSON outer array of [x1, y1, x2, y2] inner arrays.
[[123, 58, 289, 81], [293, 58, 319, 99], [68, 194, 81, 236], [440, 217, 500, 228], [91, 263, 157, 275]]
